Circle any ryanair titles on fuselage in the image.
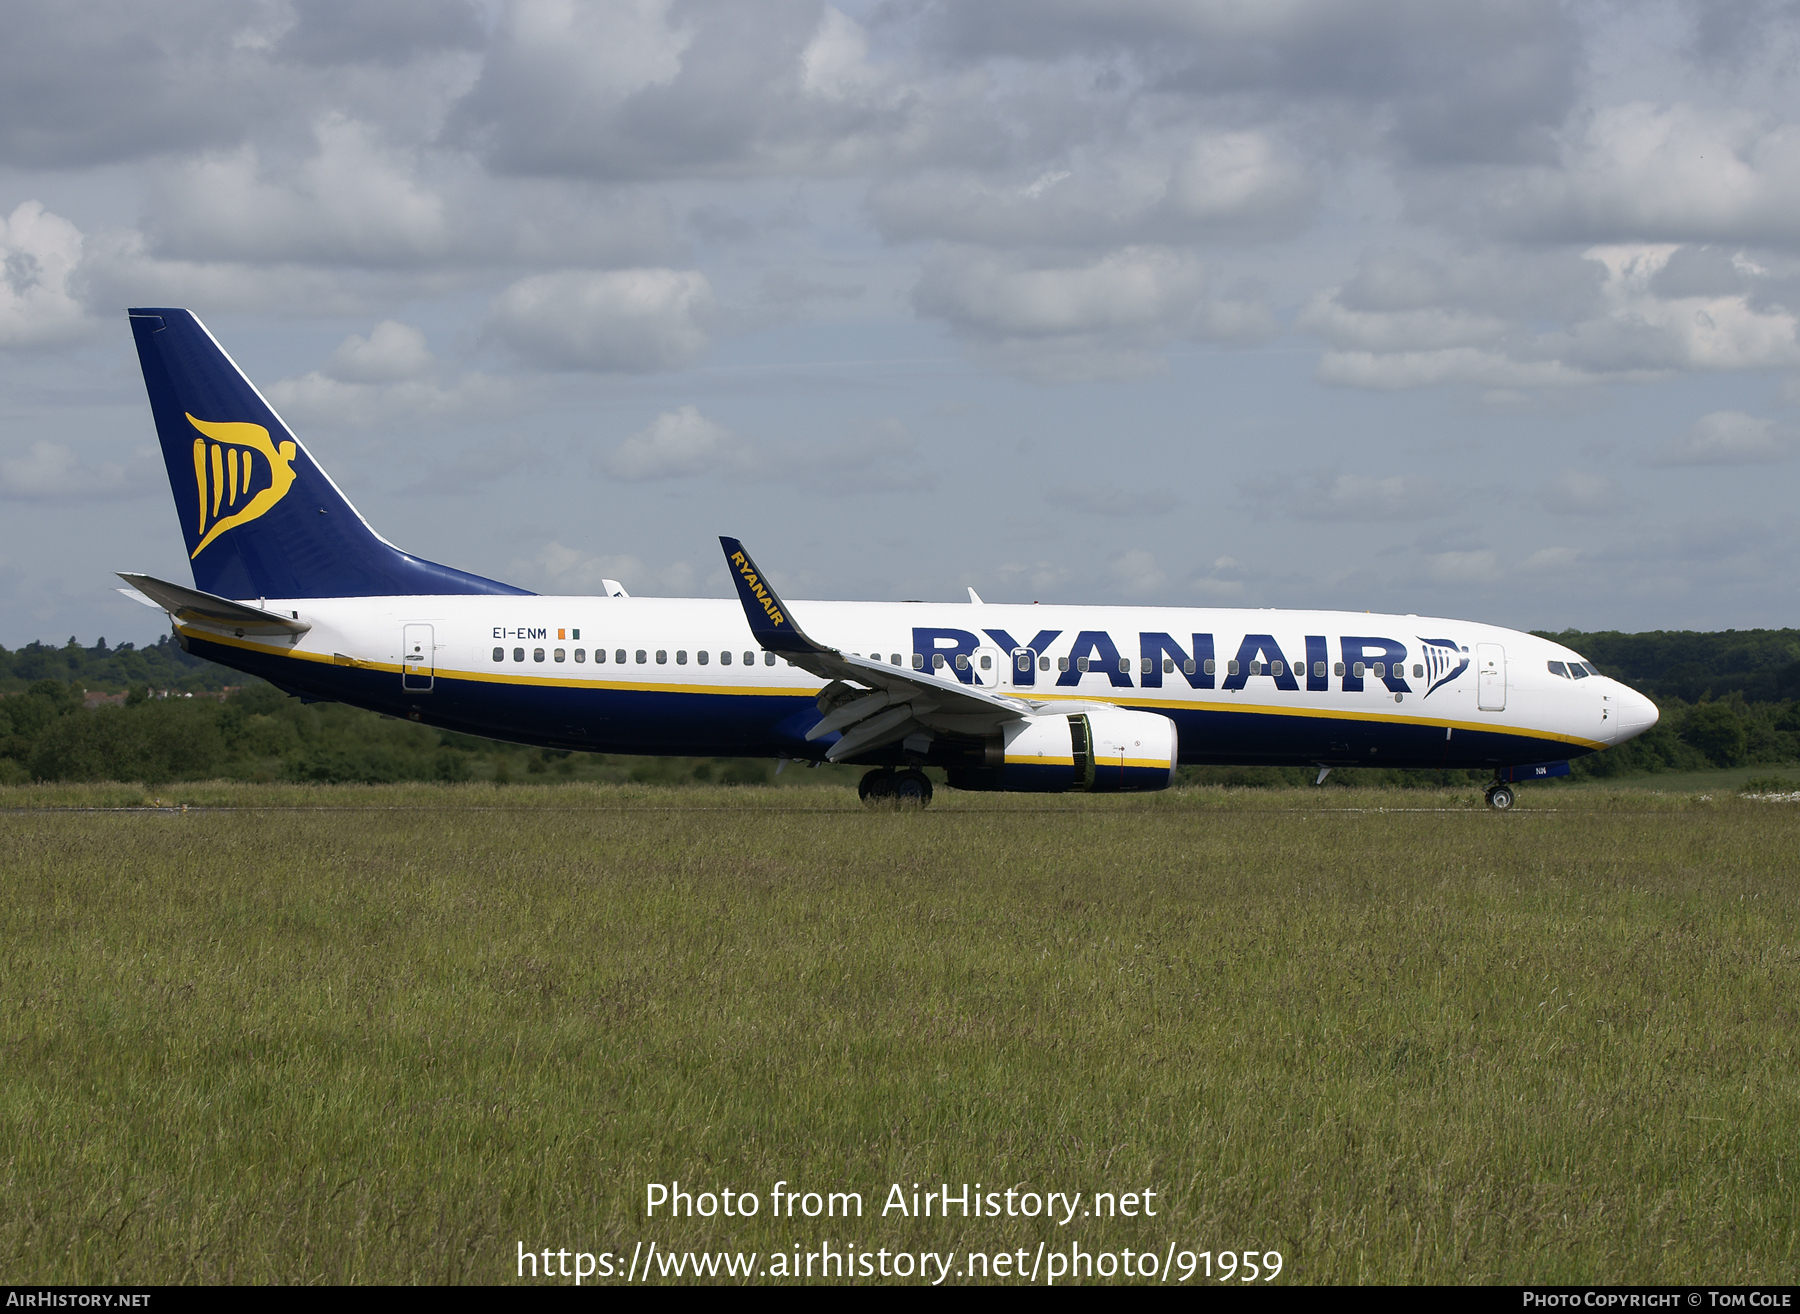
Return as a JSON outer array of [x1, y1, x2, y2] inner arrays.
[[477, 617, 1471, 698]]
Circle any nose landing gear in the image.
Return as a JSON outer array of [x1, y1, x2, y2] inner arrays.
[[1484, 782, 1515, 810]]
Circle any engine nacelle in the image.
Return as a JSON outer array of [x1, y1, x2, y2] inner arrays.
[[948, 708, 1178, 793]]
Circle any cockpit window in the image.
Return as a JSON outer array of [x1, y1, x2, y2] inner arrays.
[[1569, 661, 1589, 679], [1581, 662, 1599, 676], [1547, 661, 1568, 677]]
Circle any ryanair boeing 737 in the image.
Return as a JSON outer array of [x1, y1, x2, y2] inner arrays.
[[118, 308, 1659, 809]]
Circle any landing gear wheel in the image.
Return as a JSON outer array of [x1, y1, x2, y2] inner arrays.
[[859, 767, 932, 808], [1485, 784, 1515, 811], [858, 768, 895, 804], [890, 768, 933, 807]]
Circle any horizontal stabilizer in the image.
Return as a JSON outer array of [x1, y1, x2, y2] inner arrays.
[[117, 572, 312, 637]]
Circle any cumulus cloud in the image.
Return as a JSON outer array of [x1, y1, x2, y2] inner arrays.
[[1105, 546, 1167, 598], [870, 131, 1318, 248], [0, 202, 94, 348], [513, 541, 697, 597], [602, 405, 742, 481], [486, 268, 714, 372], [0, 441, 147, 501], [597, 407, 934, 493], [1424, 548, 1502, 584], [914, 245, 1274, 380], [0, 1, 283, 167], [450, 0, 918, 180], [1242, 470, 1453, 521], [143, 117, 450, 266], [324, 320, 435, 383], [274, 0, 486, 68], [923, 0, 1580, 166], [1649, 410, 1791, 465], [1540, 467, 1616, 515], [1481, 103, 1800, 246], [264, 370, 514, 430], [1305, 241, 1800, 389], [263, 322, 513, 430]]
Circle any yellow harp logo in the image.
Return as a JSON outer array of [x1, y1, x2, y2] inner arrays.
[[187, 413, 298, 558]]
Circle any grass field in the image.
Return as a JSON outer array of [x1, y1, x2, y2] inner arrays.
[[2, 782, 1796, 1284]]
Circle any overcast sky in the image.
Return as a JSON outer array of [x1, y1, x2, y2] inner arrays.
[[4, 0, 1799, 648]]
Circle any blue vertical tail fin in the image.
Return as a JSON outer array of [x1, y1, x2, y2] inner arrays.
[[128, 308, 530, 600]]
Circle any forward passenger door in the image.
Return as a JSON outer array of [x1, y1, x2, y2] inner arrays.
[[1476, 643, 1505, 711]]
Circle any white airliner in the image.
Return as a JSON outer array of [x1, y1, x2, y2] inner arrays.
[[118, 308, 1658, 809]]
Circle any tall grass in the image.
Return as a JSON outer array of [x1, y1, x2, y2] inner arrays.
[[1, 787, 1795, 1283]]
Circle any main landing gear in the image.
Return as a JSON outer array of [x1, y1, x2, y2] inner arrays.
[[859, 767, 934, 808], [1484, 782, 1516, 811]]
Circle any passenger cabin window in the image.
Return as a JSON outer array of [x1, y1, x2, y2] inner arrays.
[[676, 650, 687, 665], [892, 654, 902, 666], [1353, 662, 1365, 678], [935, 654, 947, 669], [554, 648, 565, 662], [720, 650, 731, 665], [1076, 658, 1089, 672], [533, 648, 545, 662], [1372, 662, 1385, 678], [979, 655, 991, 670], [1315, 661, 1327, 678], [955, 654, 969, 670], [1271, 660, 1284, 676], [1412, 663, 1423, 678], [1203, 659, 1216, 675], [492, 647, 504, 662], [635, 650, 647, 664], [1039, 656, 1050, 670], [1333, 662, 1345, 677], [912, 653, 924, 669], [1164, 658, 1174, 673], [1058, 657, 1070, 672], [1182, 659, 1195, 675], [513, 647, 525, 662], [656, 650, 668, 664], [1227, 660, 1240, 675], [697, 650, 708, 665], [763, 652, 775, 666], [1118, 658, 1130, 674], [615, 650, 625, 664], [746, 652, 757, 666]]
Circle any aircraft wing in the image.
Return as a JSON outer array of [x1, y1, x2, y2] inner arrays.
[[719, 537, 1034, 761], [118, 572, 313, 637]]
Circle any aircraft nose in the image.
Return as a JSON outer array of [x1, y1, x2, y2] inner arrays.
[[1610, 684, 1659, 743]]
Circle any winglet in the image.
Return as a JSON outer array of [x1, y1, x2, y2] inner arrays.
[[719, 537, 828, 656]]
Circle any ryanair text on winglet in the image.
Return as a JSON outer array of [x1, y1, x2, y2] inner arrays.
[[731, 552, 786, 627]]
